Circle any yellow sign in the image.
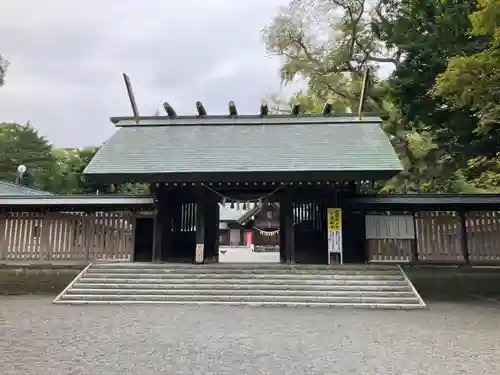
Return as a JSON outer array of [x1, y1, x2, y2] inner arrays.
[[327, 208, 342, 231]]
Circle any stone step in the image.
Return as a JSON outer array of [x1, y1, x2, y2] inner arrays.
[[86, 267, 401, 275], [67, 288, 416, 297], [54, 300, 424, 309], [54, 263, 426, 309], [74, 282, 411, 291], [59, 293, 420, 304], [91, 263, 397, 271], [82, 272, 405, 281], [79, 277, 409, 286]]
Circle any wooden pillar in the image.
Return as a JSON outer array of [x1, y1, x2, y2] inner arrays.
[[152, 187, 172, 262], [152, 208, 163, 262], [195, 192, 205, 263], [203, 193, 219, 262], [279, 189, 295, 264], [161, 193, 173, 262], [411, 211, 419, 264], [459, 210, 470, 265]]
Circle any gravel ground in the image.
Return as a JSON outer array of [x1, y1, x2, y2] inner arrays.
[[1, 297, 499, 375]]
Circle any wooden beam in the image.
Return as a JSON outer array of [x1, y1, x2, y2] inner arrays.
[[196, 101, 207, 116], [322, 98, 334, 115], [260, 99, 269, 116], [122, 73, 140, 124], [163, 102, 177, 117], [228, 101, 238, 116], [357, 66, 370, 120], [291, 100, 300, 116]]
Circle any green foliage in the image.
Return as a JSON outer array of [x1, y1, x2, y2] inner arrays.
[[265, 0, 500, 193], [432, 0, 500, 136], [0, 122, 150, 195], [0, 53, 8, 87], [0, 122, 57, 189], [263, 0, 439, 192]]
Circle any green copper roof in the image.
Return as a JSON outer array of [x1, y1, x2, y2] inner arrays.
[[84, 115, 402, 180], [0, 179, 52, 196]]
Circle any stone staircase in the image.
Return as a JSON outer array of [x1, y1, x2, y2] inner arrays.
[[53, 263, 426, 309]]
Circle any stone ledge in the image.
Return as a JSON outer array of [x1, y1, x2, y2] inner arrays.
[[404, 266, 500, 301], [0, 267, 83, 295], [0, 261, 89, 270]]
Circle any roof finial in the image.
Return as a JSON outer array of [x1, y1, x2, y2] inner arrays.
[[358, 66, 370, 120], [291, 99, 301, 116], [322, 98, 334, 116], [163, 102, 177, 117], [228, 101, 237, 116], [122, 73, 140, 124], [260, 99, 269, 116], [196, 101, 207, 116]]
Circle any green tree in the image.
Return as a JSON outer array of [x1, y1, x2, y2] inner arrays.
[[263, 0, 441, 193], [0, 53, 8, 87], [52, 147, 150, 195], [432, 0, 500, 136], [382, 0, 493, 192], [0, 122, 57, 189]]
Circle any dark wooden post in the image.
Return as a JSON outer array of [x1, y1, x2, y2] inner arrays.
[[152, 187, 173, 262], [194, 191, 206, 262], [152, 205, 163, 262], [161, 192, 173, 262], [170, 192, 182, 258], [203, 192, 219, 262], [279, 188, 295, 264], [411, 211, 419, 264], [459, 210, 470, 265]]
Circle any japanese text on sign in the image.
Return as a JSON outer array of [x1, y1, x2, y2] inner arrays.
[[327, 208, 342, 231]]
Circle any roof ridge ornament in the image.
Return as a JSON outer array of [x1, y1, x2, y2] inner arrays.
[[260, 99, 269, 116], [322, 98, 334, 116], [228, 101, 238, 116], [357, 66, 370, 121], [122, 73, 140, 124], [196, 101, 207, 116], [163, 102, 177, 118], [291, 99, 301, 116]]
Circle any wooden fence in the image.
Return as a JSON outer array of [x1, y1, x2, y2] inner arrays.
[[367, 211, 500, 264], [0, 212, 135, 261]]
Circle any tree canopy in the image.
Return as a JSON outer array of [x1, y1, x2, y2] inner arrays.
[[264, 0, 500, 193], [0, 122, 148, 195], [2, 0, 500, 194]]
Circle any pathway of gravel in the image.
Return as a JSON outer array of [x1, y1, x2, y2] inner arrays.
[[1, 296, 499, 374]]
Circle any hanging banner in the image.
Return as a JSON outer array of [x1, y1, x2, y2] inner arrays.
[[327, 208, 343, 264]]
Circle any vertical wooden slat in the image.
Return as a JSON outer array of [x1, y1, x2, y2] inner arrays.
[[13, 216, 22, 260], [459, 211, 469, 264], [40, 213, 50, 260], [0, 213, 7, 260], [5, 216, 13, 260]]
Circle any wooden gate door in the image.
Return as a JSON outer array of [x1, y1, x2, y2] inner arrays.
[[293, 201, 328, 264]]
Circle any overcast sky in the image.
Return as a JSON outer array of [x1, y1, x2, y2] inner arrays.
[[0, 0, 300, 147]]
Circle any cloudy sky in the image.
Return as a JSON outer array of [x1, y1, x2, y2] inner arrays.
[[0, 0, 300, 147]]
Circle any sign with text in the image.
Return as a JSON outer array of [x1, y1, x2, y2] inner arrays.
[[327, 208, 343, 264], [195, 244, 204, 263]]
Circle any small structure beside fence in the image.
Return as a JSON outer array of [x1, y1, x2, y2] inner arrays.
[[346, 194, 500, 265]]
